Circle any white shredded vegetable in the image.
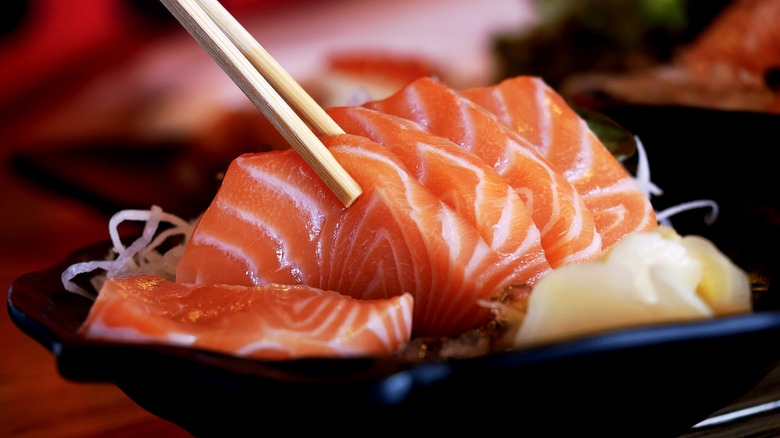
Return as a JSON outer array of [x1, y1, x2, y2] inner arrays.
[[632, 135, 719, 226], [61, 205, 195, 300], [633, 136, 664, 199], [656, 200, 720, 226]]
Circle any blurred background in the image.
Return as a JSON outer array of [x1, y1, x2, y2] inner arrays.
[[1, 0, 779, 436], [1, 0, 775, 219]]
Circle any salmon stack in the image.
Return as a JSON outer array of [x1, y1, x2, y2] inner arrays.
[[326, 106, 552, 285], [80, 276, 413, 360], [364, 78, 604, 267], [461, 76, 657, 248], [83, 74, 657, 356], [177, 76, 657, 338], [178, 135, 537, 336]]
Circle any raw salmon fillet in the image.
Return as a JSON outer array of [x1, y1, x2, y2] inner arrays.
[[462, 76, 657, 248], [365, 77, 602, 267], [80, 275, 413, 360], [177, 134, 528, 336], [328, 105, 551, 285]]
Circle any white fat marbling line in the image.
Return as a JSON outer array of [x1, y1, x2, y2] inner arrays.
[[580, 173, 647, 200], [546, 182, 603, 264], [487, 86, 512, 126], [351, 109, 386, 143], [516, 144, 561, 240], [328, 196, 408, 297], [412, 143, 518, 249], [358, 251, 395, 297], [235, 301, 406, 358], [513, 185, 534, 215], [234, 338, 290, 358], [191, 231, 264, 284], [557, 226, 604, 266], [561, 120, 595, 183], [355, 304, 410, 352], [238, 157, 327, 240], [442, 205, 494, 281], [493, 191, 545, 263], [220, 199, 309, 284], [581, 176, 657, 238], [85, 316, 198, 347], [456, 94, 477, 152], [335, 146, 430, 296], [488, 185, 517, 250], [499, 128, 565, 233], [535, 83, 553, 157], [297, 294, 357, 337], [404, 84, 431, 129], [392, 294, 415, 340], [504, 127, 604, 265], [593, 204, 629, 238]]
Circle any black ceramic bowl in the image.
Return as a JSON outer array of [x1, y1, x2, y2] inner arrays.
[[8, 107, 780, 437]]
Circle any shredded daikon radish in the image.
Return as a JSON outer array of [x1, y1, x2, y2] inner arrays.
[[62, 205, 195, 300], [632, 135, 719, 226], [633, 136, 664, 199], [656, 200, 720, 226]]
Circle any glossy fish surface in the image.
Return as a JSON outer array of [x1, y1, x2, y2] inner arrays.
[[177, 134, 526, 336], [462, 76, 657, 248], [365, 78, 604, 267], [80, 275, 413, 360]]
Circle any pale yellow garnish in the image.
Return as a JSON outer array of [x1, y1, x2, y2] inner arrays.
[[511, 226, 752, 347]]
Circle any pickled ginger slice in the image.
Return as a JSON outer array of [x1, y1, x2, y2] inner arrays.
[[510, 226, 751, 347]]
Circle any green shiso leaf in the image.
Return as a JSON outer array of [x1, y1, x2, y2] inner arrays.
[[573, 105, 636, 162]]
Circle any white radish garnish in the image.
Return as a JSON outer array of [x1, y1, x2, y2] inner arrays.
[[61, 205, 195, 299]]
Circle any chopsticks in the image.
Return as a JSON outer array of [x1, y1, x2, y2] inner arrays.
[[159, 0, 362, 207]]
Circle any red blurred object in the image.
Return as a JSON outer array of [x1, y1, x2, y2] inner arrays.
[[327, 50, 440, 85], [0, 0, 295, 125]]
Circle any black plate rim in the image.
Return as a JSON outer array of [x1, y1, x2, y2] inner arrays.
[[8, 239, 780, 388]]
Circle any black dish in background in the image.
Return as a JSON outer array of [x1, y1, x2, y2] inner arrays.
[[9, 140, 219, 220], [7, 106, 780, 437], [603, 106, 780, 287]]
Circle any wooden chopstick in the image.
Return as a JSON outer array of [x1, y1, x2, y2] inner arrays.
[[195, 0, 344, 136], [159, 0, 362, 207]]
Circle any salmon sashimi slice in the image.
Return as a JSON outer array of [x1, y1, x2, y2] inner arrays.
[[365, 77, 602, 268], [175, 148, 339, 287], [178, 134, 524, 336], [461, 76, 657, 249], [79, 275, 413, 360], [328, 105, 551, 285]]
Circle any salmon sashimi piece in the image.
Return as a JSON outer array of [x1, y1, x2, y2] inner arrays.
[[178, 134, 524, 336], [328, 105, 551, 285], [175, 147, 339, 287], [461, 76, 657, 248], [80, 275, 413, 360], [365, 77, 602, 268]]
